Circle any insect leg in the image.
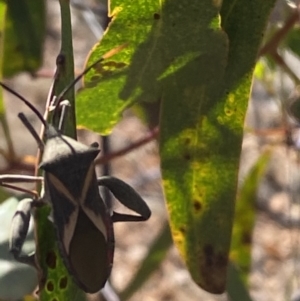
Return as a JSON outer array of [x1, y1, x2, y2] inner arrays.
[[18, 113, 44, 151], [97, 176, 151, 223], [0, 175, 43, 183], [0, 174, 43, 197], [9, 198, 39, 268]]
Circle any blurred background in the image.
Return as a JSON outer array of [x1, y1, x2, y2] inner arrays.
[[2, 0, 300, 300]]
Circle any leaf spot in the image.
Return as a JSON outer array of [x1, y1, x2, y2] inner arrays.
[[193, 200, 202, 212], [153, 13, 160, 20], [203, 244, 214, 267], [179, 226, 186, 234], [59, 276, 68, 290], [183, 152, 191, 160], [46, 280, 55, 292], [46, 250, 57, 269]]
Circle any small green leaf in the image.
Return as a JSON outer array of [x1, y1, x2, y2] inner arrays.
[[226, 262, 253, 301], [282, 26, 300, 58], [52, 0, 76, 138], [231, 151, 271, 280]]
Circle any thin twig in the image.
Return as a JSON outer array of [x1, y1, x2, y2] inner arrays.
[[259, 9, 299, 57], [270, 51, 300, 84], [95, 127, 159, 165]]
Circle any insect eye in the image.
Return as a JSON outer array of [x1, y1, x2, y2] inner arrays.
[[90, 142, 99, 148]]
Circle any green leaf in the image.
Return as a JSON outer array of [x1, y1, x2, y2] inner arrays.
[[0, 1, 6, 80], [160, 0, 275, 294], [76, 0, 275, 294], [282, 26, 300, 58], [76, 0, 161, 134], [2, 0, 46, 77], [159, 2, 229, 294], [0, 2, 15, 162], [230, 151, 271, 281], [34, 2, 84, 300], [51, 0, 76, 138], [226, 262, 253, 301]]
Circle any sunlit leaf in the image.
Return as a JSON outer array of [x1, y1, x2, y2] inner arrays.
[[76, 0, 161, 134], [76, 0, 276, 294]]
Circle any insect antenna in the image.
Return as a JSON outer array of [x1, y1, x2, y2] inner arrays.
[[55, 44, 127, 108], [0, 82, 47, 128], [18, 113, 44, 150]]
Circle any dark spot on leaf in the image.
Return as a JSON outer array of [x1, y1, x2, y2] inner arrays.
[[203, 244, 214, 267], [46, 280, 54, 292], [183, 152, 191, 160], [216, 253, 227, 267], [184, 138, 191, 145], [56, 53, 65, 67], [16, 44, 22, 52], [200, 244, 228, 293], [46, 250, 57, 269], [241, 231, 252, 244], [52, 299, 58, 301], [59, 276, 68, 290], [90, 141, 99, 148], [193, 200, 202, 212], [90, 75, 101, 82], [153, 13, 160, 20], [179, 226, 186, 234]]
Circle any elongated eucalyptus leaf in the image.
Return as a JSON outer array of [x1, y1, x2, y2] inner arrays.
[[33, 2, 85, 300], [2, 0, 45, 77], [0, 2, 15, 163], [160, 0, 275, 294], [159, 2, 229, 294]]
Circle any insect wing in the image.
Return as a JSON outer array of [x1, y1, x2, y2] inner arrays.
[[41, 135, 114, 293], [44, 170, 113, 293]]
